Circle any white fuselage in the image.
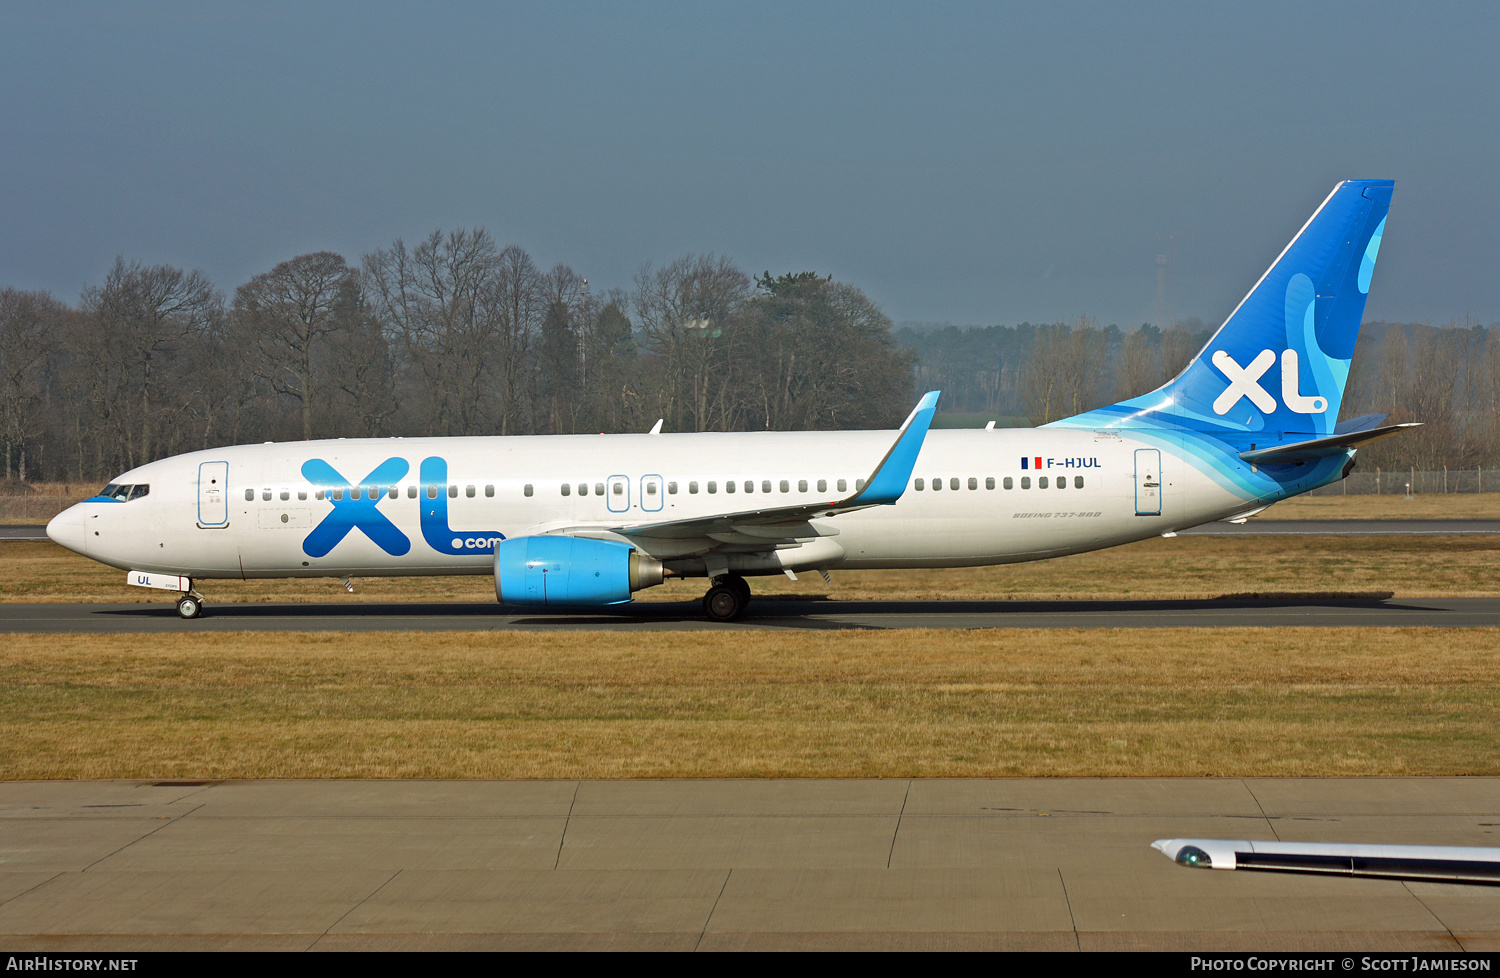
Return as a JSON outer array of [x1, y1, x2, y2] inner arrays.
[[47, 427, 1263, 583]]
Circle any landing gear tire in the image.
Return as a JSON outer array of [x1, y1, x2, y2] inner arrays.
[[176, 594, 202, 620], [703, 577, 749, 622]]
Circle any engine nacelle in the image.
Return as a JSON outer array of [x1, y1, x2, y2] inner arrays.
[[494, 536, 664, 606]]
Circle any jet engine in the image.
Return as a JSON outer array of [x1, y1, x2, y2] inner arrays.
[[494, 536, 664, 606]]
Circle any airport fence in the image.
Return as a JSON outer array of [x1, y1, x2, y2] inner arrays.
[[1308, 468, 1500, 495]]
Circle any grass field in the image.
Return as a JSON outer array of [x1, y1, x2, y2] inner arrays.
[[3, 532, 1496, 604], [3, 627, 1497, 780]]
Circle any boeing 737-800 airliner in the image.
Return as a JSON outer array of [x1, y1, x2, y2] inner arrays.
[[47, 180, 1413, 621]]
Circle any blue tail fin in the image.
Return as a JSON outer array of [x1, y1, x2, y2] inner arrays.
[[1053, 180, 1393, 436]]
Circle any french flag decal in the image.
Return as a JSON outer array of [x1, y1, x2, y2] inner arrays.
[[1020, 456, 1041, 470]]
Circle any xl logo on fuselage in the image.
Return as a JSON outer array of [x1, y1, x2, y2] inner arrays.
[[300, 457, 505, 558], [1211, 349, 1327, 416]]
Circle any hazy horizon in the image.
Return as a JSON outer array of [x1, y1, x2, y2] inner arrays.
[[3, 2, 1496, 328]]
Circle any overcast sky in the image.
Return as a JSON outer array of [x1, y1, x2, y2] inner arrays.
[[1, 1, 1495, 327]]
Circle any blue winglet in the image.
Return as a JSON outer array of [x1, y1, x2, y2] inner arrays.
[[847, 391, 940, 506]]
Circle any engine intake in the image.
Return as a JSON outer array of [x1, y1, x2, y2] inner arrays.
[[494, 536, 663, 606]]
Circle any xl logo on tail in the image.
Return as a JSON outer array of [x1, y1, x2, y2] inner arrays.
[[1211, 349, 1327, 416]]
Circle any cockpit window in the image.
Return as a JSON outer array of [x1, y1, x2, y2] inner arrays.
[[98, 483, 147, 500], [127, 484, 149, 500], [101, 484, 125, 499]]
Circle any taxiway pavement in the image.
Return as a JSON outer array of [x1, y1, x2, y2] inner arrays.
[[1, 778, 1496, 951], [3, 595, 1499, 632]]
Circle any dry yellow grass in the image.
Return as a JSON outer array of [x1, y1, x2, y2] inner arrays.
[[2, 534, 1497, 604], [3, 628, 1497, 780]]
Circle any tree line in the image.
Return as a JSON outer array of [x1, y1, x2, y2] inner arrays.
[[900, 317, 1500, 472], [0, 236, 915, 484], [2, 232, 1493, 487]]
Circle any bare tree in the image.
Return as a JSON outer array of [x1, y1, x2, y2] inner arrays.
[[0, 289, 63, 482], [363, 230, 503, 435], [78, 258, 221, 469], [491, 246, 544, 434], [1160, 320, 1203, 383], [1119, 325, 1161, 399], [233, 252, 356, 440], [633, 254, 750, 431]]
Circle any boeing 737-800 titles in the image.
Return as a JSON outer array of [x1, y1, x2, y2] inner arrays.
[[47, 180, 1414, 621]]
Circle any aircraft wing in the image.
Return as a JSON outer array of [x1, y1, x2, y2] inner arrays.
[[521, 391, 939, 555], [1238, 422, 1421, 464]]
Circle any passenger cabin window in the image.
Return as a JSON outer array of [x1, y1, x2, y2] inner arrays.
[[486, 484, 495, 497], [524, 484, 533, 497], [985, 477, 995, 490], [689, 481, 699, 494], [798, 480, 808, 492], [1039, 476, 1049, 488], [408, 486, 417, 498], [667, 482, 677, 494], [646, 482, 657, 495], [263, 489, 273, 501], [315, 489, 325, 500], [1003, 477, 1013, 490], [746, 481, 756, 493], [931, 477, 942, 491], [707, 481, 716, 493], [1021, 477, 1031, 489], [448, 485, 458, 498], [594, 482, 604, 496], [818, 479, 827, 493], [466, 485, 475, 498], [612, 483, 623, 495], [280, 489, 289, 501], [427, 486, 438, 499], [950, 478, 960, 491], [1057, 478, 1066, 490], [856, 479, 865, 490], [245, 489, 255, 501], [332, 488, 344, 501], [1074, 476, 1084, 488], [577, 483, 587, 496], [779, 480, 789, 493], [762, 480, 772, 493], [914, 478, 925, 491], [561, 484, 571, 496], [298, 490, 307, 501], [389, 487, 398, 499], [725, 481, 735, 493], [968, 478, 977, 490], [837, 479, 847, 492]]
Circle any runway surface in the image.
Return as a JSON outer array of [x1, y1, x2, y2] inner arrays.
[[5, 594, 1500, 632], [2, 778, 1496, 951], [1180, 518, 1500, 536]]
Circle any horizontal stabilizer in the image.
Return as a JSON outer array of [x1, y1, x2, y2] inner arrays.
[[1333, 413, 1389, 435], [1154, 838, 1500, 884], [1239, 422, 1420, 464]]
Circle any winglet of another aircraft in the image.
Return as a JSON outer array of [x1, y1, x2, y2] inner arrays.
[[845, 390, 940, 506]]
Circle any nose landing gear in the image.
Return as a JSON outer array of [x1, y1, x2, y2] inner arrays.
[[702, 574, 751, 622], [176, 592, 205, 619]]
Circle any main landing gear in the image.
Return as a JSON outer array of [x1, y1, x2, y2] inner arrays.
[[176, 592, 204, 619], [703, 574, 751, 622]]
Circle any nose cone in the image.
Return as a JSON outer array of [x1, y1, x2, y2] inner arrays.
[[46, 506, 87, 555]]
